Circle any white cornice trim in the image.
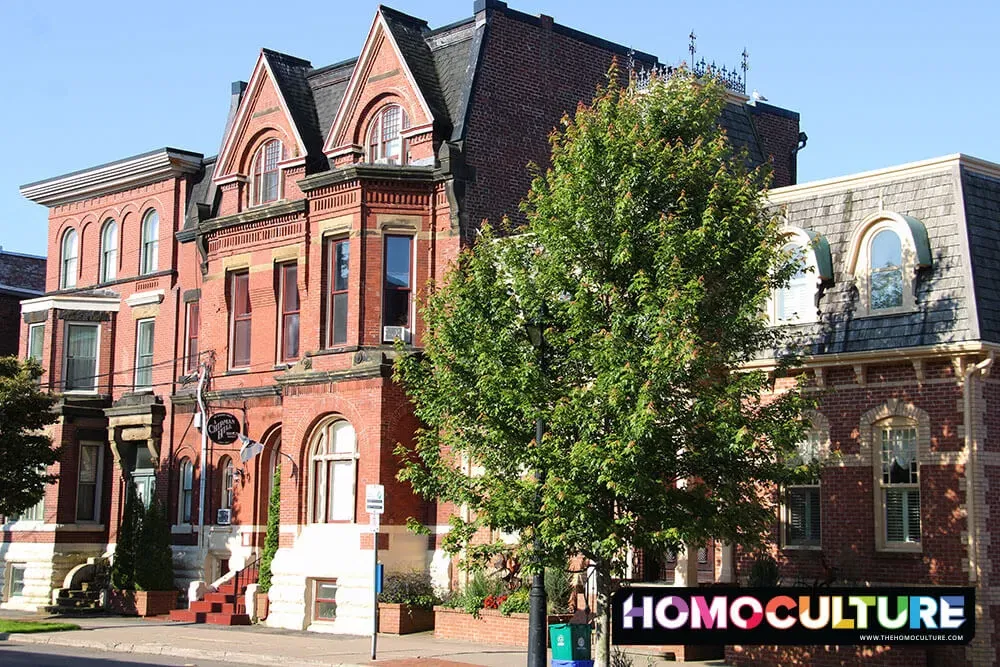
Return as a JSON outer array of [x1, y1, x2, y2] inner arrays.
[[745, 340, 996, 372], [125, 289, 165, 308], [767, 154, 1000, 203], [323, 10, 435, 155], [20, 149, 202, 208], [20, 294, 121, 314]]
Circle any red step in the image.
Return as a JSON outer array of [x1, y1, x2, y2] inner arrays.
[[189, 600, 224, 614], [204, 593, 236, 604], [169, 609, 207, 623], [206, 612, 251, 626]]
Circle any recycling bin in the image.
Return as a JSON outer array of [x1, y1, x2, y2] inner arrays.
[[549, 622, 592, 666]]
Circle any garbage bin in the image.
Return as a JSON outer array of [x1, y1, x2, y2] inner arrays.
[[549, 622, 592, 666]]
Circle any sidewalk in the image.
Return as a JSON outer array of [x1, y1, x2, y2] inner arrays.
[[0, 612, 526, 666]]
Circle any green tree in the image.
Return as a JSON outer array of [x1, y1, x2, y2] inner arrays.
[[0, 357, 57, 516], [111, 478, 143, 590], [257, 464, 281, 594], [136, 497, 174, 591], [395, 68, 811, 665]]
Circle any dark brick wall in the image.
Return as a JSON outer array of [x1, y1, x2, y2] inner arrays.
[[0, 251, 45, 292]]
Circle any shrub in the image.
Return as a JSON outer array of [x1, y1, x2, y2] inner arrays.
[[135, 498, 174, 591], [747, 553, 781, 587], [257, 465, 281, 594], [110, 480, 143, 590], [378, 571, 439, 609], [545, 567, 573, 614], [499, 587, 530, 616]]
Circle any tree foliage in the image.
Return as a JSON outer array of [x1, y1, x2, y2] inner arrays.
[[395, 68, 812, 662], [257, 464, 281, 594], [0, 357, 58, 516]]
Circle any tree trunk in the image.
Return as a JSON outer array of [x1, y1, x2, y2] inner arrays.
[[594, 560, 613, 667]]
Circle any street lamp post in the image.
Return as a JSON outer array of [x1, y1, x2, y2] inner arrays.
[[526, 316, 548, 667]]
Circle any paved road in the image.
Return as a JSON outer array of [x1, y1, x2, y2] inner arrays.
[[0, 642, 243, 667]]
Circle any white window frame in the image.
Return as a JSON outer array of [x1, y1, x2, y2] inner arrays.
[[27, 323, 44, 363], [63, 322, 100, 394], [366, 105, 409, 165], [5, 491, 45, 525], [60, 228, 78, 289], [140, 209, 159, 275], [250, 139, 283, 207], [75, 442, 104, 523], [307, 420, 358, 524], [178, 458, 193, 525], [5, 563, 27, 601], [134, 318, 155, 391], [877, 418, 921, 548], [844, 212, 930, 318], [100, 219, 118, 283]]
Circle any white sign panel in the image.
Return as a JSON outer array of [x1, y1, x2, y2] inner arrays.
[[365, 484, 385, 514]]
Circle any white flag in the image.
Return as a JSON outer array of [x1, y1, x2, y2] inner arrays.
[[238, 434, 264, 464]]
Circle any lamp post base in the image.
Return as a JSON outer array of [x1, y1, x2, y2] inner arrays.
[[527, 570, 547, 667]]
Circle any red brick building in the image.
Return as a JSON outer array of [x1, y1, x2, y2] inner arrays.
[[0, 248, 45, 357], [8, 0, 801, 639]]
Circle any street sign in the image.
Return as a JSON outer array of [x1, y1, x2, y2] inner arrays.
[[368, 511, 380, 533], [365, 484, 385, 514], [206, 412, 241, 444]]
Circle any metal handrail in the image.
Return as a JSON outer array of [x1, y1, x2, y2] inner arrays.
[[232, 554, 261, 615]]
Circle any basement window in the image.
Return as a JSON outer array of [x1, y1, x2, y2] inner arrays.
[[313, 579, 338, 621]]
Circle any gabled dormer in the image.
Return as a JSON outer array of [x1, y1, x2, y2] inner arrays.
[[214, 49, 325, 216], [323, 6, 450, 168]]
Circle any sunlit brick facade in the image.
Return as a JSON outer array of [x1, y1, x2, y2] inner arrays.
[[8, 0, 801, 638]]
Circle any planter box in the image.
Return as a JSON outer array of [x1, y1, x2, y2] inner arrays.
[[255, 592, 269, 621], [136, 590, 178, 617], [110, 590, 178, 617], [378, 603, 434, 634], [434, 607, 578, 647]]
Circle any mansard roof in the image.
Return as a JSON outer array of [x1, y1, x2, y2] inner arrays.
[[764, 154, 1000, 358]]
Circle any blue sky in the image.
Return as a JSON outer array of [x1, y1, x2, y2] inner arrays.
[[2, 0, 997, 257]]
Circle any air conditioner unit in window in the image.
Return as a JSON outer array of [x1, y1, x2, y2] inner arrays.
[[216, 508, 232, 526], [382, 326, 410, 344]]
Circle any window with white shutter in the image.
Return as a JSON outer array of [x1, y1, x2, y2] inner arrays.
[[772, 241, 817, 325], [880, 423, 920, 544], [783, 428, 823, 548]]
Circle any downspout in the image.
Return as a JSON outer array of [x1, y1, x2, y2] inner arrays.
[[196, 363, 209, 553], [964, 353, 993, 584]]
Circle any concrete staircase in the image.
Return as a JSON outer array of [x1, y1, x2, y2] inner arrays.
[[45, 582, 105, 616], [169, 581, 250, 625]]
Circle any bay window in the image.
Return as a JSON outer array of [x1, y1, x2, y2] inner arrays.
[[64, 323, 98, 392], [382, 235, 412, 341], [278, 263, 300, 362], [326, 238, 350, 347], [229, 271, 251, 368]]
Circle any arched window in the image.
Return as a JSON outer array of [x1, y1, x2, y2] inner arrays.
[[220, 456, 234, 511], [178, 458, 193, 524], [860, 399, 928, 552], [140, 210, 159, 275], [99, 219, 117, 283], [845, 212, 931, 317], [252, 139, 283, 206], [308, 419, 358, 523], [60, 228, 78, 289], [367, 105, 409, 165], [869, 230, 903, 310]]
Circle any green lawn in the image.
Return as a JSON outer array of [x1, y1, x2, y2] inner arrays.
[[0, 620, 80, 634]]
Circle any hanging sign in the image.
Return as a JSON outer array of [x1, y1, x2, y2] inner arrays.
[[366, 484, 385, 514], [207, 412, 241, 444]]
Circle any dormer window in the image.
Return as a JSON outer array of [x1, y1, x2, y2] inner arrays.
[[367, 105, 409, 165], [768, 226, 831, 326], [252, 139, 283, 206], [845, 212, 932, 317]]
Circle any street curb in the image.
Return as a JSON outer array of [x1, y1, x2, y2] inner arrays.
[[6, 632, 371, 666]]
